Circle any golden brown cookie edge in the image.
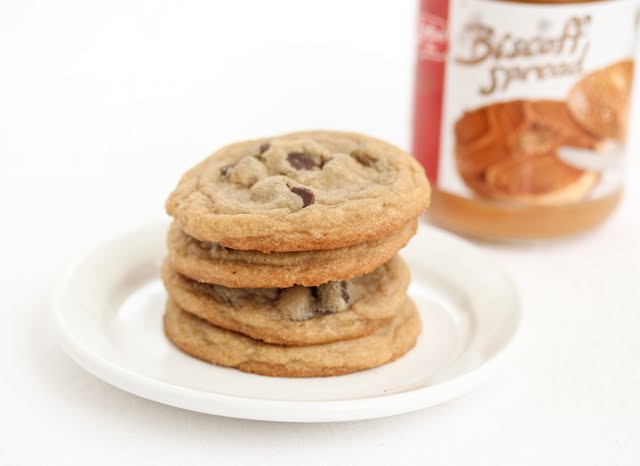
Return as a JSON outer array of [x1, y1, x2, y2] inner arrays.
[[163, 297, 422, 378]]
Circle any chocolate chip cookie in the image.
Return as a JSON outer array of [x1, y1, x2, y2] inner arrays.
[[162, 255, 410, 345], [163, 297, 421, 377], [167, 219, 417, 288], [166, 131, 430, 252]]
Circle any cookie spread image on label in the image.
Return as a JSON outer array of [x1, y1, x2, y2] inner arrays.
[[452, 59, 634, 205], [454, 99, 600, 205]]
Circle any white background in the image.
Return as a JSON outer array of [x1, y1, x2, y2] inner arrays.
[[1, 1, 639, 465]]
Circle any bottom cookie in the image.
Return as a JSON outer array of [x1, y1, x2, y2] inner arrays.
[[164, 298, 422, 378]]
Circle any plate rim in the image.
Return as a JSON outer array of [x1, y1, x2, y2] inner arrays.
[[52, 220, 522, 423]]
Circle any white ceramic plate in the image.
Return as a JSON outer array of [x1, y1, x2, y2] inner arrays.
[[53, 221, 521, 423]]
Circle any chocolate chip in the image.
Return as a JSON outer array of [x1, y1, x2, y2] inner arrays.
[[259, 143, 271, 154], [310, 287, 319, 300], [220, 164, 235, 176], [197, 240, 213, 250], [340, 281, 350, 303], [287, 152, 315, 170], [290, 186, 315, 207]]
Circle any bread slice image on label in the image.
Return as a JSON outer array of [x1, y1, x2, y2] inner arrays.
[[567, 60, 634, 142]]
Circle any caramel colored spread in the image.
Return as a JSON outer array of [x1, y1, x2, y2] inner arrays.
[[429, 188, 622, 241]]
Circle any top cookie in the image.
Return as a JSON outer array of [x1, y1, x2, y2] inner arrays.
[[166, 131, 430, 252]]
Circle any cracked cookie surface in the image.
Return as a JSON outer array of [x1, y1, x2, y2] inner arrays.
[[162, 255, 410, 345], [167, 219, 417, 288], [163, 297, 421, 377], [166, 130, 430, 252]]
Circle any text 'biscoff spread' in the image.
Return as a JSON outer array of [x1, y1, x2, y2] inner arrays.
[[413, 0, 637, 240]]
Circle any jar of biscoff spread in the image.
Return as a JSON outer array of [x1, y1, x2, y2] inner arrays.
[[413, 0, 637, 240]]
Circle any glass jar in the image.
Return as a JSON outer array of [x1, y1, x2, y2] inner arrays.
[[412, 0, 637, 240]]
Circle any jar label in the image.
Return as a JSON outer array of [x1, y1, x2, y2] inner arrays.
[[413, 0, 637, 205]]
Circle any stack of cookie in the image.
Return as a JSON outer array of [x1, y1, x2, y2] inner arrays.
[[162, 131, 430, 377]]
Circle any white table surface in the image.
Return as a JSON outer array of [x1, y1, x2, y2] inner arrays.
[[1, 1, 639, 464]]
